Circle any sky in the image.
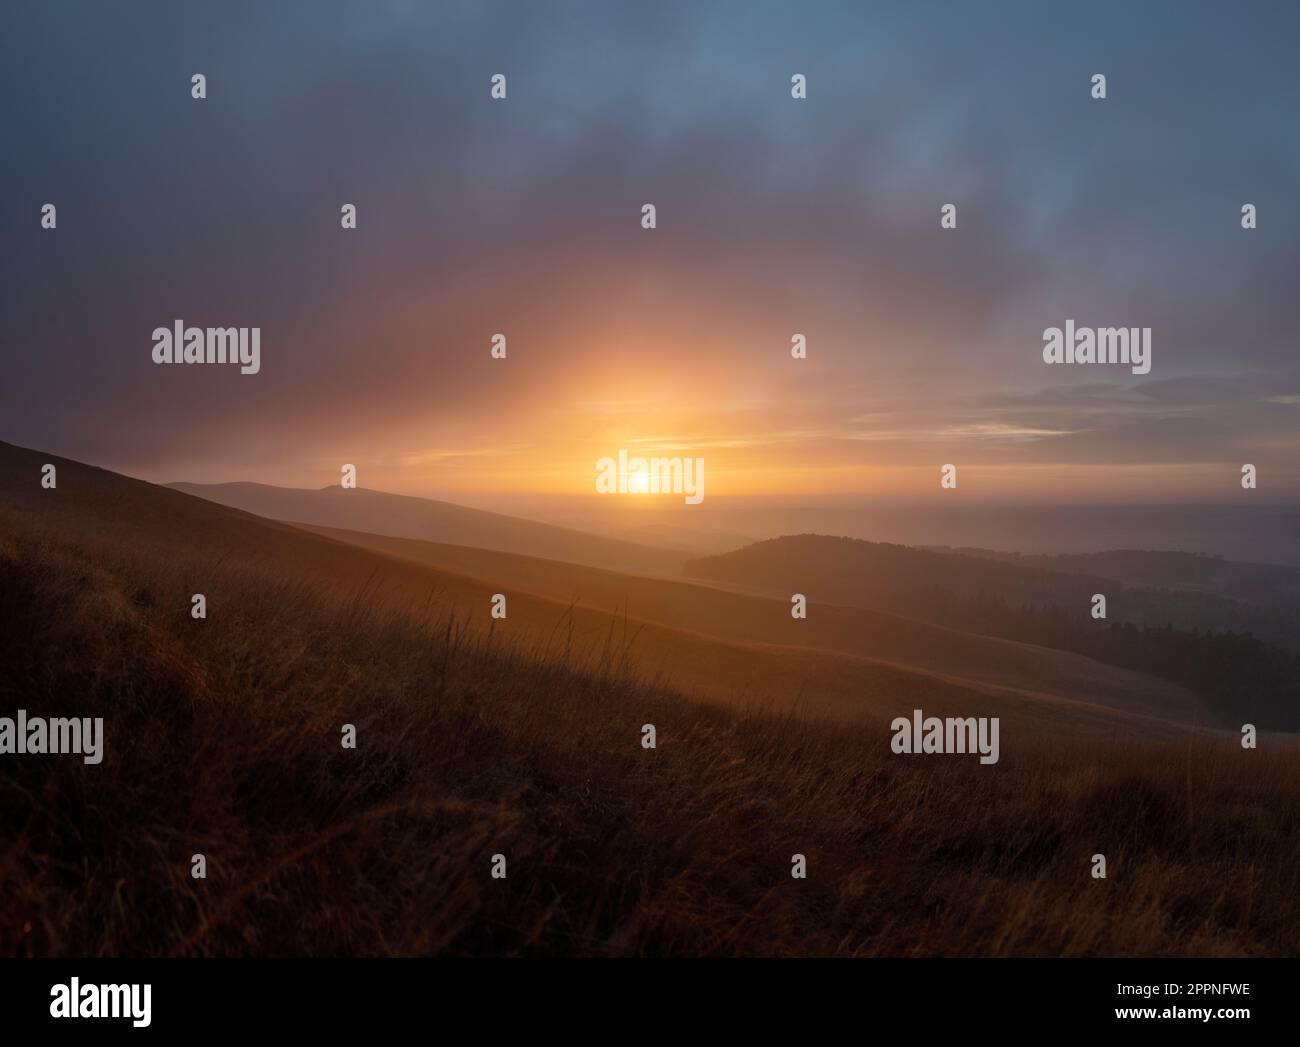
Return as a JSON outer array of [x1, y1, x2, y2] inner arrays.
[[2, 0, 1298, 509]]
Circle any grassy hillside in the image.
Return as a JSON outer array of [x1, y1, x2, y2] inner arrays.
[[4, 442, 1300, 956], [300, 524, 1207, 728], [3, 444, 1197, 735]]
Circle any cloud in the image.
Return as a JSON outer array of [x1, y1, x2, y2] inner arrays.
[[1, 0, 1297, 498]]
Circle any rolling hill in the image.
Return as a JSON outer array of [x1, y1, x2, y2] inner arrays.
[[686, 533, 1300, 728], [5, 439, 1300, 958], [3, 441, 1201, 738], [167, 480, 688, 578], [299, 523, 1208, 729]]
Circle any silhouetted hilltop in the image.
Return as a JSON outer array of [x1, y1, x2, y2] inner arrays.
[[169, 480, 687, 578], [688, 534, 1300, 728]]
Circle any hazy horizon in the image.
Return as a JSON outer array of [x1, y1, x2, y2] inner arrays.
[[158, 459, 1300, 567]]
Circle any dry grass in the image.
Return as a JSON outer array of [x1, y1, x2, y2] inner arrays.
[[3, 517, 1300, 958], [300, 522, 1208, 729]]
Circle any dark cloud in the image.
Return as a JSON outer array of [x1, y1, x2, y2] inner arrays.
[[1, 0, 1297, 493]]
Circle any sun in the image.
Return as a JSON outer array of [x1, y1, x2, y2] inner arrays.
[[628, 470, 650, 494]]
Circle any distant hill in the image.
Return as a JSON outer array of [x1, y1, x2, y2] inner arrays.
[[688, 534, 1118, 613], [687, 534, 1300, 727], [298, 522, 1207, 727], [923, 547, 1300, 607], [168, 480, 687, 578], [689, 535, 1300, 642], [621, 522, 760, 556]]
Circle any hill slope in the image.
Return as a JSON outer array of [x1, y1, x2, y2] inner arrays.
[[4, 440, 1299, 958], [2, 441, 1199, 738], [168, 480, 688, 578], [687, 533, 1300, 727], [301, 523, 1208, 729]]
